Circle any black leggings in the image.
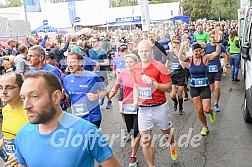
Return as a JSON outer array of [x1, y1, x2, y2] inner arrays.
[[91, 120, 101, 128], [124, 114, 139, 138]]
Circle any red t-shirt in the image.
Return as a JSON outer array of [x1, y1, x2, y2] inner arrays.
[[132, 59, 171, 104], [117, 70, 134, 104]]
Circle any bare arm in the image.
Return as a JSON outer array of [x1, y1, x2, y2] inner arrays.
[[100, 155, 120, 167], [142, 75, 172, 93], [92, 61, 99, 73], [100, 58, 109, 66], [17, 164, 27, 167], [86, 87, 108, 101], [205, 43, 221, 61], [109, 82, 120, 98], [178, 36, 190, 62], [133, 83, 138, 108], [152, 81, 172, 93]]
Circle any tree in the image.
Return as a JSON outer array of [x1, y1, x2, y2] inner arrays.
[[1, 0, 22, 7], [181, 0, 239, 21], [148, 0, 179, 4], [109, 0, 138, 7]]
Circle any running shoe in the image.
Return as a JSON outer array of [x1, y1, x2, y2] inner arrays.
[[179, 109, 184, 115], [123, 134, 131, 142], [214, 104, 220, 112], [170, 143, 178, 161], [173, 102, 178, 112], [201, 127, 209, 136], [210, 112, 216, 123], [106, 101, 112, 109], [184, 94, 188, 101], [129, 157, 138, 167]]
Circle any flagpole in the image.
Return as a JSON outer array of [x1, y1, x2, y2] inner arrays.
[[23, 0, 27, 21]]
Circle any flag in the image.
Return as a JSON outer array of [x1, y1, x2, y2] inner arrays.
[[24, 0, 42, 12], [68, 0, 76, 24]]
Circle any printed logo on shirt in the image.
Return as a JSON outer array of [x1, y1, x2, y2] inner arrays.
[[79, 85, 88, 88]]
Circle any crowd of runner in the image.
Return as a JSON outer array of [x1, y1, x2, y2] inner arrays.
[[0, 19, 241, 167]]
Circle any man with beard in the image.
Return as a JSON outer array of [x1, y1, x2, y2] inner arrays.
[[15, 71, 120, 167]]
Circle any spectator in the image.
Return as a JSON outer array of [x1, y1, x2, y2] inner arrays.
[[14, 44, 30, 76]]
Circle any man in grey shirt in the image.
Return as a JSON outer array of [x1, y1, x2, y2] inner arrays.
[[14, 44, 30, 76]]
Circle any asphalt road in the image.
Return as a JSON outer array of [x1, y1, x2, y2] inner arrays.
[[100, 71, 252, 167], [0, 71, 252, 167]]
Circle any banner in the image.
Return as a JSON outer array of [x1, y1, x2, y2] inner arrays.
[[68, 0, 76, 24], [139, 0, 150, 32], [24, 0, 42, 12], [240, 0, 250, 8]]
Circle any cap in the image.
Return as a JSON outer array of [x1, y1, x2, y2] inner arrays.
[[118, 44, 128, 52], [45, 51, 56, 59]]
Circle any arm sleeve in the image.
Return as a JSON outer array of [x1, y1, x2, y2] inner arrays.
[[88, 127, 113, 163], [57, 42, 69, 55], [40, 36, 48, 48], [117, 72, 123, 84], [14, 133, 27, 165]]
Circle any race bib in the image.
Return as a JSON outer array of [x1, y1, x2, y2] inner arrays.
[[72, 103, 89, 117], [123, 104, 137, 114], [208, 65, 218, 72], [3, 139, 15, 155], [138, 87, 152, 99], [170, 62, 181, 70], [190, 77, 208, 87]]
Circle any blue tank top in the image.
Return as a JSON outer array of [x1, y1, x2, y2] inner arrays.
[[189, 57, 208, 78]]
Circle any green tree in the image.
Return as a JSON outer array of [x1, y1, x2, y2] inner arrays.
[[148, 0, 179, 4], [109, 0, 138, 7], [181, 0, 239, 21], [2, 0, 22, 7]]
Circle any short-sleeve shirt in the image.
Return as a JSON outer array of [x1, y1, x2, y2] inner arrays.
[[15, 112, 113, 167], [204, 43, 226, 70], [117, 70, 134, 104], [63, 71, 105, 122], [167, 51, 184, 74], [88, 48, 108, 71], [30, 64, 63, 84], [2, 104, 28, 140], [132, 60, 171, 104]]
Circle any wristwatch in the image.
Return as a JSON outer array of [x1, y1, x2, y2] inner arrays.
[[149, 80, 154, 87]]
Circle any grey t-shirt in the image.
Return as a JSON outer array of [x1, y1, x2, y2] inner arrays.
[[167, 51, 183, 74]]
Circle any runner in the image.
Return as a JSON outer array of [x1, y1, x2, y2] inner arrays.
[[0, 72, 28, 166], [89, 36, 112, 109], [109, 53, 140, 167], [133, 40, 178, 167], [204, 30, 227, 112], [112, 44, 127, 121], [165, 39, 186, 115], [63, 52, 108, 128], [177, 33, 221, 136], [15, 71, 120, 167]]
